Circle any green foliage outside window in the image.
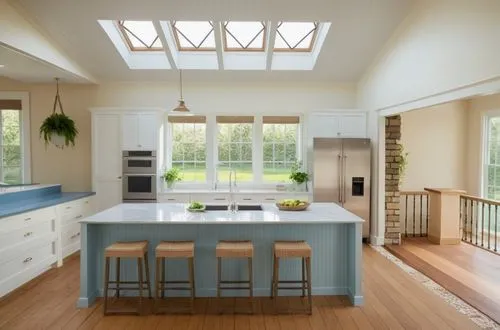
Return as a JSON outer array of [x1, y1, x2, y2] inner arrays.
[[1, 110, 22, 184]]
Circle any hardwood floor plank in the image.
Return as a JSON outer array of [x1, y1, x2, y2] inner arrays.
[[0, 245, 484, 330]]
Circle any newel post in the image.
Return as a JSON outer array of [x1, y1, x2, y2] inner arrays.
[[424, 188, 466, 245]]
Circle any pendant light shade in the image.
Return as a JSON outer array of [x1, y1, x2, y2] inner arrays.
[[172, 69, 190, 113]]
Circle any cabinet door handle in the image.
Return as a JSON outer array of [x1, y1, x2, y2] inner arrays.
[[70, 232, 81, 239], [23, 257, 32, 263], [214, 198, 226, 201], [24, 232, 33, 238], [264, 198, 276, 201], [75, 215, 83, 219], [167, 198, 176, 201], [65, 206, 72, 210], [243, 198, 252, 201], [24, 217, 32, 222]]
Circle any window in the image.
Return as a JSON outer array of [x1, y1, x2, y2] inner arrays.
[[172, 21, 216, 51], [485, 116, 500, 199], [263, 116, 299, 182], [1, 109, 22, 184], [170, 116, 207, 182], [274, 22, 318, 52], [217, 116, 253, 182], [117, 20, 163, 51], [223, 21, 266, 51]]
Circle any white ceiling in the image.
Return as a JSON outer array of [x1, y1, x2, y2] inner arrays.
[[8, 0, 414, 83], [0, 45, 87, 83]]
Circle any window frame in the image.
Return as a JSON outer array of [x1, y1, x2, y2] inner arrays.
[[222, 21, 267, 52], [116, 20, 164, 52], [171, 21, 216, 52], [164, 113, 303, 189], [273, 21, 319, 52], [0, 92, 31, 184]]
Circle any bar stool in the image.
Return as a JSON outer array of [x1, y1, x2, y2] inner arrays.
[[103, 240, 152, 315], [216, 240, 254, 314], [155, 241, 195, 314], [271, 240, 312, 314]]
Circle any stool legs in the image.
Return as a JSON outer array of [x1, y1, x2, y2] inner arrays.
[[216, 256, 254, 314], [144, 253, 152, 298], [188, 257, 195, 305], [116, 258, 121, 298], [104, 257, 110, 314], [216, 257, 222, 298], [271, 255, 312, 314]]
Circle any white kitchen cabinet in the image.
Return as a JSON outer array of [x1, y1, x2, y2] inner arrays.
[[122, 113, 158, 150], [0, 207, 58, 298], [308, 112, 366, 138], [92, 113, 123, 211], [159, 192, 312, 204]]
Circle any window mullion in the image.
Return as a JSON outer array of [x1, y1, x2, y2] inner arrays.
[[254, 115, 263, 184], [0, 111, 3, 182], [206, 115, 216, 187]]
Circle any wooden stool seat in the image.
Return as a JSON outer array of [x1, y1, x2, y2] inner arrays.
[[156, 241, 194, 258], [155, 241, 196, 314], [105, 240, 148, 258], [274, 241, 312, 258], [216, 241, 254, 258], [103, 240, 151, 315], [271, 240, 312, 314]]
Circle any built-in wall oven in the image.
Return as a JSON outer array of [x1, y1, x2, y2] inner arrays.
[[122, 151, 157, 201]]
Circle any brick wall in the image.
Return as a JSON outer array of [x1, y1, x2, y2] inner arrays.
[[385, 116, 401, 245]]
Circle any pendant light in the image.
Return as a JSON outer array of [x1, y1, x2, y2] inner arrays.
[[171, 69, 190, 113]]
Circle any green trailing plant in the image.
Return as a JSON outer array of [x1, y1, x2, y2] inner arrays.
[[398, 144, 409, 185], [289, 160, 309, 184], [40, 113, 78, 147], [39, 78, 78, 148], [162, 167, 182, 184]]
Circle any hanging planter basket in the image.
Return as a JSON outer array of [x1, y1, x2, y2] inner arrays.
[[39, 78, 78, 149]]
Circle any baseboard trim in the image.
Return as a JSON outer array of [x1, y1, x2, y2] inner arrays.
[[370, 234, 384, 246], [428, 234, 460, 245], [77, 290, 97, 308], [347, 287, 364, 305]]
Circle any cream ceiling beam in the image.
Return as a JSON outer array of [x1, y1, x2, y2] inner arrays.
[[153, 21, 177, 69], [0, 0, 96, 83], [213, 21, 224, 70], [265, 21, 277, 71]]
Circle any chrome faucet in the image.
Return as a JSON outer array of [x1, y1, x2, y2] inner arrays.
[[228, 168, 237, 212]]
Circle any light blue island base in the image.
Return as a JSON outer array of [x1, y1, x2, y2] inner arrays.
[[78, 222, 363, 307]]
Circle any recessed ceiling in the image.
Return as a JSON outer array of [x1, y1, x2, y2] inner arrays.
[[12, 0, 415, 83], [0, 45, 88, 83]]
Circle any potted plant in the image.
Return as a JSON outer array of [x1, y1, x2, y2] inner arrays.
[[40, 113, 78, 148], [289, 160, 309, 192], [39, 78, 78, 149], [162, 167, 182, 190]]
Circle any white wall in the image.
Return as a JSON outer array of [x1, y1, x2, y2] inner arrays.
[[0, 77, 357, 191], [359, 0, 500, 113], [400, 101, 468, 192]]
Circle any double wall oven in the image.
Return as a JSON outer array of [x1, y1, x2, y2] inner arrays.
[[122, 151, 157, 201]]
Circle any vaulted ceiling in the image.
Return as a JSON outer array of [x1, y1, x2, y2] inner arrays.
[[1, 0, 415, 83]]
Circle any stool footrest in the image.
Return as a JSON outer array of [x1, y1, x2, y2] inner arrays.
[[276, 286, 308, 290], [160, 280, 191, 284], [219, 286, 251, 290], [108, 281, 150, 285], [220, 280, 250, 284], [276, 280, 307, 284], [106, 286, 150, 291]]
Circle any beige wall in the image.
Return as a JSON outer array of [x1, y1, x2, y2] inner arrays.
[[0, 77, 357, 192], [400, 101, 468, 192], [466, 93, 500, 196]]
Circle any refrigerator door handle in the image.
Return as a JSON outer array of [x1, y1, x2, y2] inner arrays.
[[338, 154, 343, 203], [343, 155, 347, 203]]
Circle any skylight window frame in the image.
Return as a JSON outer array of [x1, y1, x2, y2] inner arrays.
[[116, 20, 164, 52], [273, 21, 319, 52], [171, 21, 216, 52], [222, 21, 267, 52]]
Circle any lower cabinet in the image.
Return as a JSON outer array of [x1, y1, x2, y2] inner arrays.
[[0, 196, 96, 298]]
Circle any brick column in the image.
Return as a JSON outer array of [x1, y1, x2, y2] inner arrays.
[[385, 116, 401, 245]]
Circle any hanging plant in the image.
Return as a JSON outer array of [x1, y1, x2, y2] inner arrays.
[[39, 78, 78, 148]]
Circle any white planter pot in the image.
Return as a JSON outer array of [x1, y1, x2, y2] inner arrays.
[[50, 134, 66, 149]]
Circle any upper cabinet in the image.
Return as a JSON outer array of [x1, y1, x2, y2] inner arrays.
[[308, 112, 367, 138], [122, 113, 159, 150]]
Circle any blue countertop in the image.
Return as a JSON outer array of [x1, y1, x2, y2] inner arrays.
[[0, 189, 95, 219]]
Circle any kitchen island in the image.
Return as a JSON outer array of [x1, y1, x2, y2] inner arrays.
[[78, 203, 364, 307]]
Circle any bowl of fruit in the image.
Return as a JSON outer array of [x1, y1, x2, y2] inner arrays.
[[276, 199, 310, 211], [187, 201, 206, 212]]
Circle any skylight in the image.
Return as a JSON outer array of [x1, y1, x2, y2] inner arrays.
[[223, 21, 266, 51], [172, 21, 216, 51], [117, 21, 163, 51], [274, 22, 318, 52]]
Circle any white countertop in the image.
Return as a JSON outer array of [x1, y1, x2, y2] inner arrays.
[[81, 203, 364, 224], [160, 189, 312, 195]]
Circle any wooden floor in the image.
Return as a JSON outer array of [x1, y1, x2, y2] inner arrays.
[[0, 245, 480, 330], [386, 237, 500, 325]]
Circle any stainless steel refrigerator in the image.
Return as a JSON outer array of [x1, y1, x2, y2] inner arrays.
[[313, 138, 371, 237]]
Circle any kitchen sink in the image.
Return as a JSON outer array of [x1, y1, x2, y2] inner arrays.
[[204, 204, 263, 211]]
